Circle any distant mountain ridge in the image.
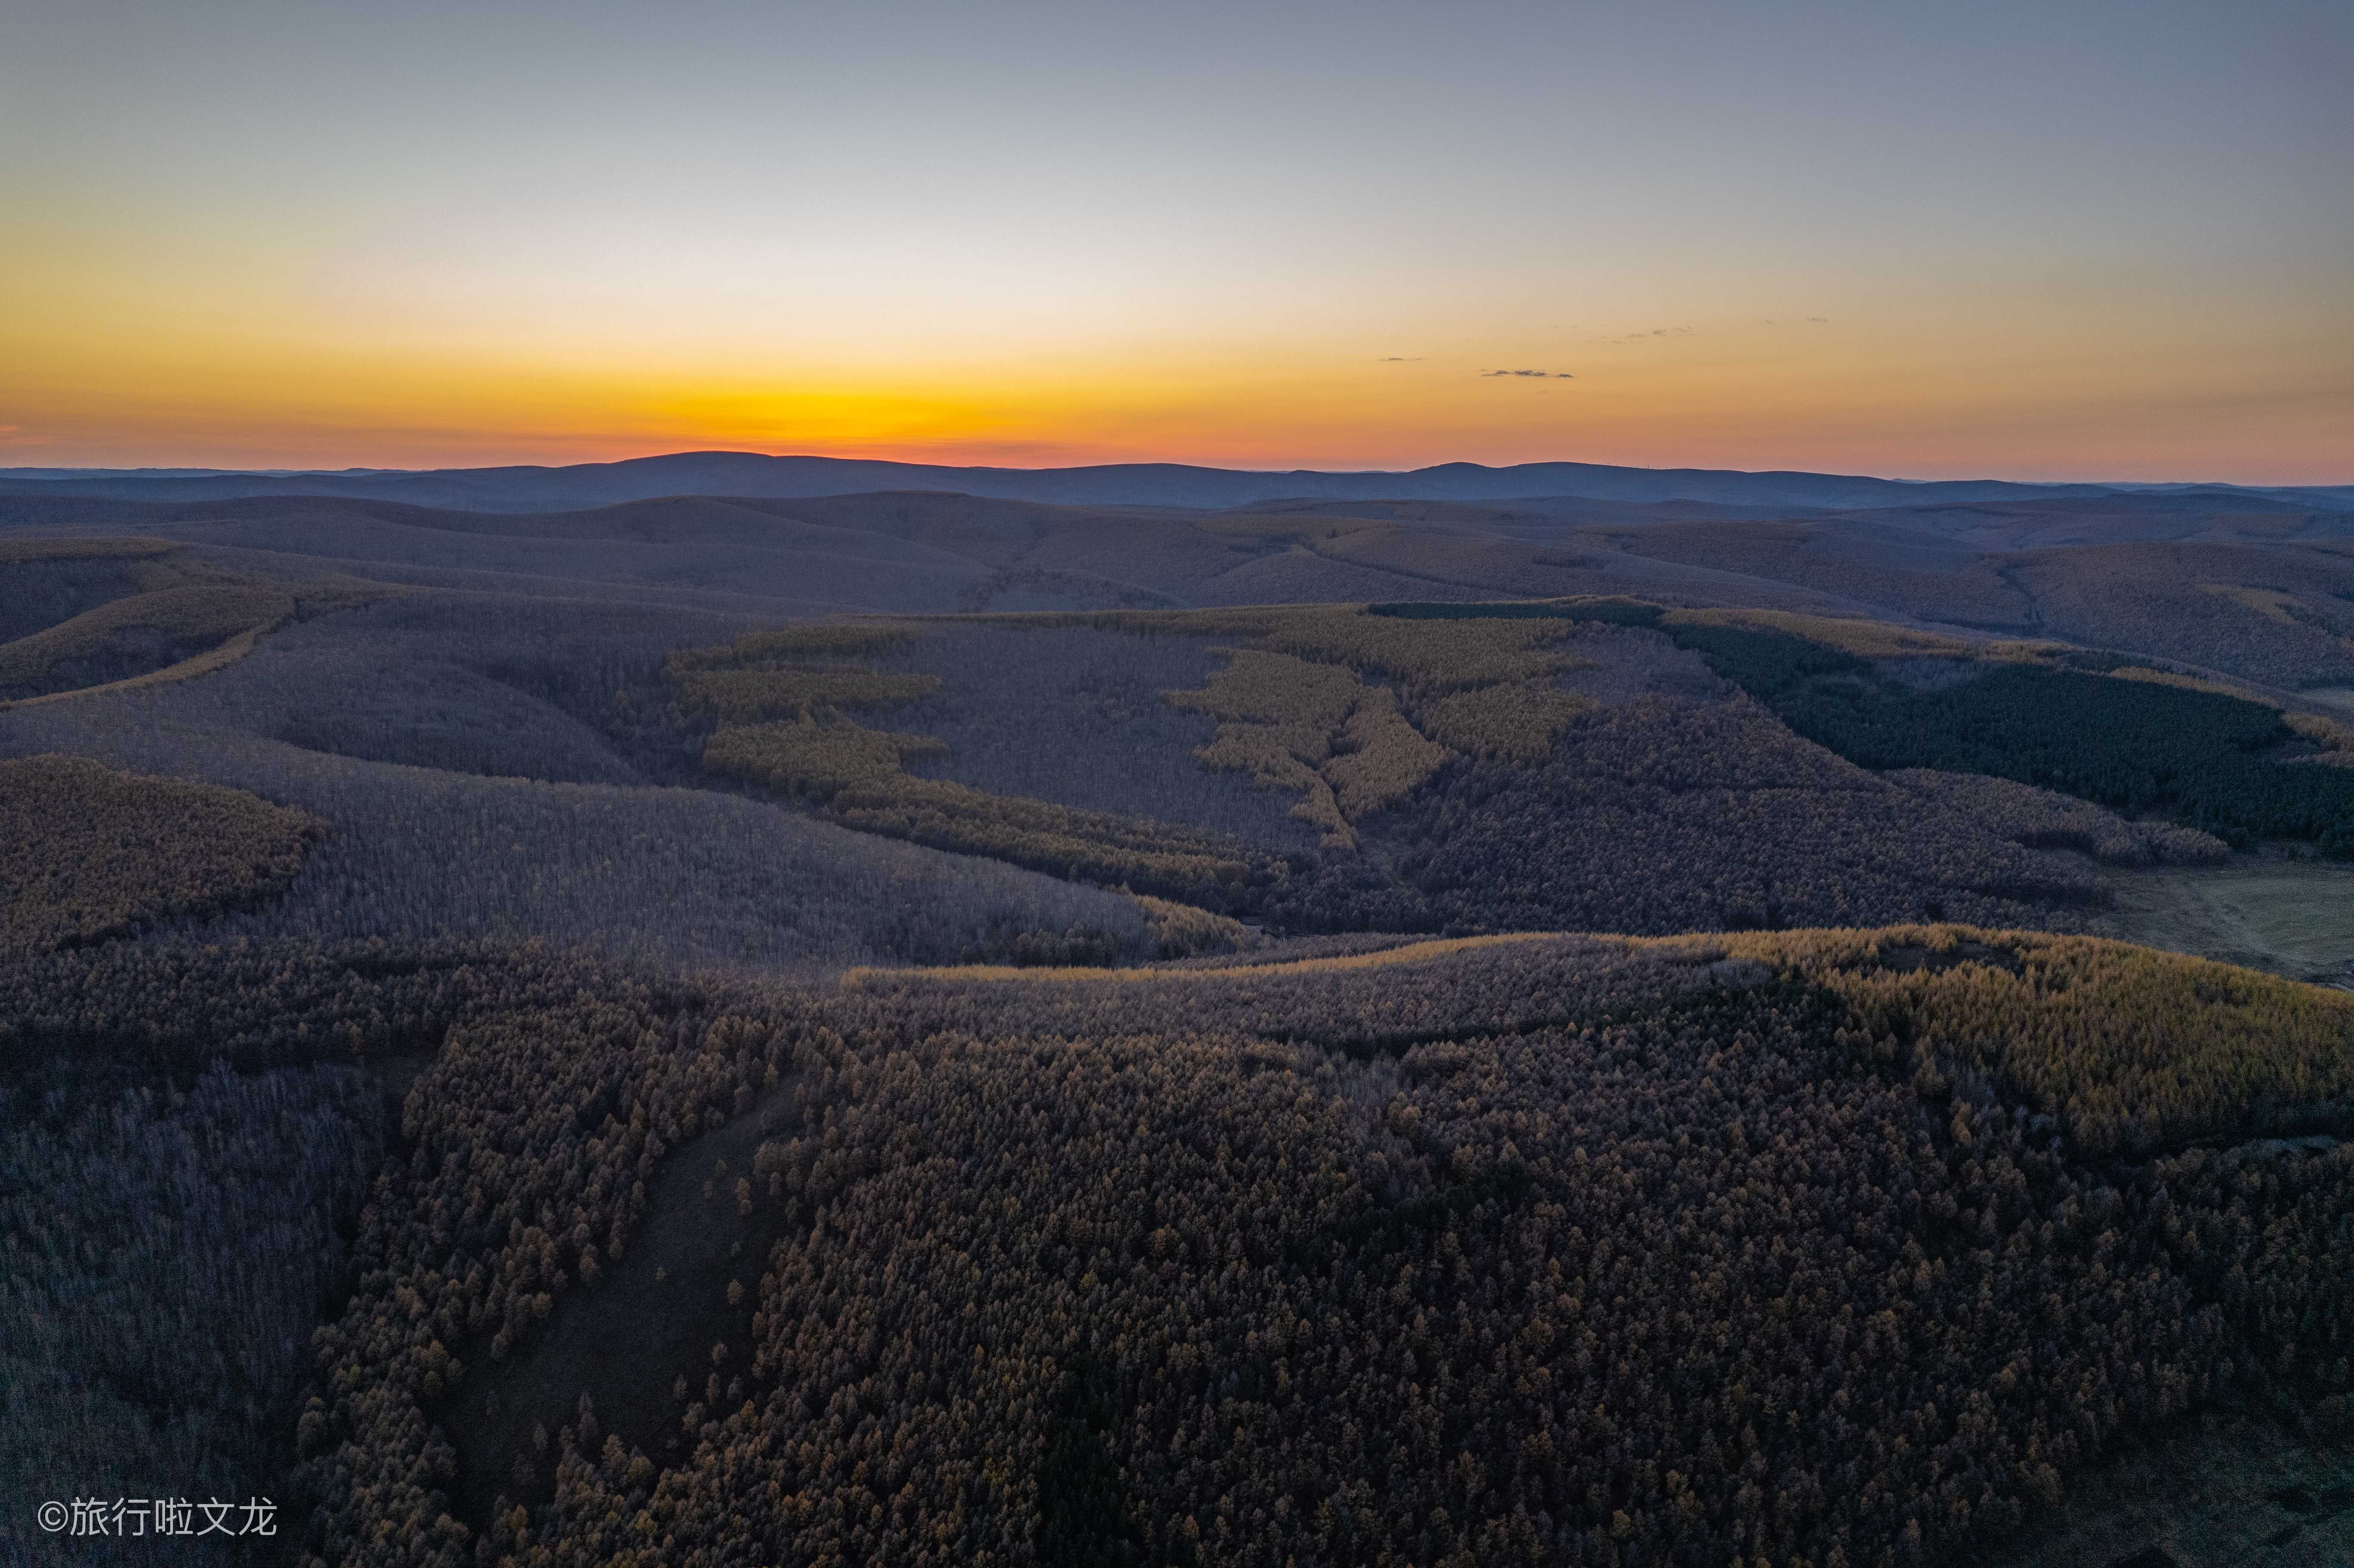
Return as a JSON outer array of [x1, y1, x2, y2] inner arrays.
[[6, 451, 2347, 513]]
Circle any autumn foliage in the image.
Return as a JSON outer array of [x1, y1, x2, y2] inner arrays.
[[13, 927, 2323, 1568], [0, 753, 323, 952]]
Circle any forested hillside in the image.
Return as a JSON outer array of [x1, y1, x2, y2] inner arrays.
[[0, 754, 323, 952], [4, 482, 2352, 1568], [9, 926, 2351, 1566]]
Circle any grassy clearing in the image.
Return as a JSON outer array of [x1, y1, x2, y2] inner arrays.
[[2105, 859, 2354, 984], [1974, 1413, 2354, 1568]]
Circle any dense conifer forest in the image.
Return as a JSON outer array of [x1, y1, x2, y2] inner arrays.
[[5, 489, 2353, 1567], [9, 927, 2353, 1566]]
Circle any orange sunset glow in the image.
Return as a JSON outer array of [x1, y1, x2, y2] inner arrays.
[[3, 0, 2347, 482]]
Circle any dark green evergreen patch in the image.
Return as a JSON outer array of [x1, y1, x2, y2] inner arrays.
[[1778, 661, 2352, 853], [1662, 621, 1874, 695], [1623, 617, 2354, 855]]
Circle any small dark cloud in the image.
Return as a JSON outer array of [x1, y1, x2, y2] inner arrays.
[[1584, 326, 1693, 345], [1806, 316, 1829, 323], [1376, 356, 1426, 362], [1481, 369, 1574, 379]]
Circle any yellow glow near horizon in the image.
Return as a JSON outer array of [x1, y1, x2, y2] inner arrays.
[[7, 208, 2344, 480], [4, 0, 2348, 483], [8, 285, 2347, 480]]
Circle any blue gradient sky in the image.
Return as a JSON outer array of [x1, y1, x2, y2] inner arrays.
[[3, 0, 2347, 478]]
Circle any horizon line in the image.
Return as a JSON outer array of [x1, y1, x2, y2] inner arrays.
[[3, 448, 2348, 491]]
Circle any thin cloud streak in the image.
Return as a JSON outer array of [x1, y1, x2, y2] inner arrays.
[[1584, 327, 1694, 345]]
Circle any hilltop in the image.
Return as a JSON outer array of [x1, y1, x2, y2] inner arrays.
[[6, 449, 2351, 513]]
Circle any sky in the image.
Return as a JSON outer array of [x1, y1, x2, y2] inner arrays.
[[2, 0, 2348, 481]]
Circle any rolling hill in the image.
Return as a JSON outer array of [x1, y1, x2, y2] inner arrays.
[[6, 448, 2350, 513], [5, 463, 2354, 1568]]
